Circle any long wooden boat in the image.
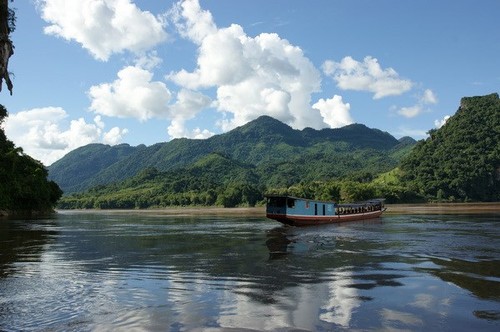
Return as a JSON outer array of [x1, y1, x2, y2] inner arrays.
[[265, 195, 385, 226]]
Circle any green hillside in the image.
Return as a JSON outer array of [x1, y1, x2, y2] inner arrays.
[[55, 116, 413, 208], [55, 93, 499, 208], [400, 93, 500, 201], [49, 115, 407, 194], [48, 143, 143, 193], [59, 153, 262, 208]]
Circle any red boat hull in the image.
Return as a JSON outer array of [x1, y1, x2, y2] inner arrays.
[[267, 209, 384, 227]]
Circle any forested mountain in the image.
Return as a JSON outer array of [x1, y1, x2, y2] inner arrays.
[[48, 143, 144, 193], [0, 105, 62, 216], [49, 115, 409, 194], [55, 93, 499, 208], [400, 93, 500, 201]]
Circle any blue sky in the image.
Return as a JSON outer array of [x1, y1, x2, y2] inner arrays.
[[1, 0, 498, 165]]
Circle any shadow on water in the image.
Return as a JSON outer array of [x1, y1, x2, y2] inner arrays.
[[0, 218, 58, 278]]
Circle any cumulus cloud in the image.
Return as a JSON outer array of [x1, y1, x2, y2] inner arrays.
[[170, 0, 217, 43], [434, 115, 450, 128], [322, 56, 413, 99], [88, 63, 214, 139], [88, 65, 173, 121], [37, 0, 167, 61], [3, 108, 128, 165], [167, 89, 213, 139], [397, 89, 438, 118], [312, 95, 354, 128], [169, 0, 326, 131]]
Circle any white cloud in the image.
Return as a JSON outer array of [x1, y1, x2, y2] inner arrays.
[[88, 65, 173, 121], [38, 0, 167, 61], [3, 108, 128, 165], [434, 115, 450, 128], [169, 0, 326, 131], [167, 118, 214, 139], [169, 0, 217, 44], [397, 89, 438, 118], [89, 63, 213, 140], [312, 95, 354, 128], [134, 51, 163, 71], [422, 89, 438, 104], [167, 89, 213, 139], [103, 126, 129, 145], [398, 105, 423, 118], [323, 56, 413, 99]]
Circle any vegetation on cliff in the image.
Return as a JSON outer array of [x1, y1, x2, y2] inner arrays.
[[400, 93, 500, 202]]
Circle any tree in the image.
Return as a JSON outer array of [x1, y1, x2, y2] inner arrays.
[[0, 0, 14, 95]]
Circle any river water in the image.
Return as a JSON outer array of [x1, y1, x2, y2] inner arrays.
[[0, 211, 499, 331]]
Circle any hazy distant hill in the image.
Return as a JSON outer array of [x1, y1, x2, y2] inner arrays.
[[49, 116, 410, 194]]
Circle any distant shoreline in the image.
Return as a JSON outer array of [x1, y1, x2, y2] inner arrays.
[[385, 202, 500, 214], [55, 202, 500, 217]]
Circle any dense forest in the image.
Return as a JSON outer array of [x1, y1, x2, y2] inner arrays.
[[55, 93, 499, 208], [0, 105, 62, 216], [400, 93, 500, 201], [49, 116, 410, 194], [52, 115, 414, 208]]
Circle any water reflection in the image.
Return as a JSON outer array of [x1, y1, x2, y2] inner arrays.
[[0, 218, 58, 278], [0, 212, 499, 331], [418, 257, 500, 300]]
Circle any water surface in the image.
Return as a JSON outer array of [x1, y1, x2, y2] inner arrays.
[[1, 211, 499, 331]]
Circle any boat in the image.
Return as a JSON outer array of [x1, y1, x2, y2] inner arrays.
[[265, 195, 386, 226]]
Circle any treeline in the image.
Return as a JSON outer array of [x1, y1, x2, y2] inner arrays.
[[58, 162, 418, 209], [58, 169, 421, 209], [57, 93, 499, 209], [0, 105, 62, 215], [58, 155, 264, 208]]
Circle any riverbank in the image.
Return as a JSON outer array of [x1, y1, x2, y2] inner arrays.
[[385, 202, 500, 214], [55, 202, 500, 217]]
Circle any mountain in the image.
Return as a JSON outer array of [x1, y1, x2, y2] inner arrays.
[[401, 93, 500, 201], [48, 143, 144, 193], [48, 116, 407, 194]]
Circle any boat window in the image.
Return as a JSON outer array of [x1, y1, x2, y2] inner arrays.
[[287, 198, 295, 208], [268, 197, 286, 207]]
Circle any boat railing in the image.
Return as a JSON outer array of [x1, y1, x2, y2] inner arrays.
[[336, 200, 384, 215]]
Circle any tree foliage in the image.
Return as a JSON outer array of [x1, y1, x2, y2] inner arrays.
[[54, 94, 500, 209], [400, 93, 500, 201], [49, 116, 408, 194], [1, 105, 63, 214]]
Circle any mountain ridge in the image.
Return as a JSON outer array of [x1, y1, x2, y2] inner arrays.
[[48, 115, 411, 194]]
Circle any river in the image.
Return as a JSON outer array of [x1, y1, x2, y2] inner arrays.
[[0, 210, 499, 331]]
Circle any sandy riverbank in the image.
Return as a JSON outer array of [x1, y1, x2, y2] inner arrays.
[[56, 202, 500, 217]]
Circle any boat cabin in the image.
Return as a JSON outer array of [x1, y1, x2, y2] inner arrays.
[[266, 195, 335, 218], [265, 195, 385, 226]]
